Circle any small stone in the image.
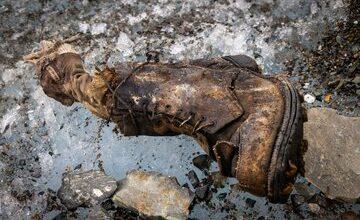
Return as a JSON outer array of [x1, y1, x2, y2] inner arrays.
[[186, 170, 199, 188], [88, 205, 112, 219], [304, 94, 316, 104], [58, 170, 117, 209], [217, 193, 227, 200], [308, 203, 321, 214], [210, 171, 226, 188], [101, 199, 115, 211], [245, 198, 256, 208], [112, 170, 193, 219], [290, 194, 306, 207], [78, 23, 89, 34], [303, 83, 310, 89], [308, 194, 328, 208], [340, 211, 360, 220], [192, 154, 212, 171], [323, 93, 331, 103], [195, 184, 210, 200], [352, 76, 360, 84], [294, 183, 317, 200]]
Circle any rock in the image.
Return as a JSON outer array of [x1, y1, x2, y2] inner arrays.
[[210, 171, 226, 188], [195, 184, 210, 201], [78, 23, 89, 34], [307, 203, 321, 214], [192, 154, 212, 171], [115, 32, 135, 57], [291, 194, 306, 207], [294, 182, 317, 200], [245, 198, 256, 208], [340, 211, 360, 220], [88, 205, 112, 219], [352, 75, 360, 84], [308, 194, 329, 208], [303, 83, 310, 89], [304, 94, 316, 103], [186, 170, 199, 188], [304, 108, 360, 201], [112, 170, 194, 220], [101, 199, 115, 211], [323, 93, 332, 103], [58, 170, 117, 209], [114, 207, 143, 220]]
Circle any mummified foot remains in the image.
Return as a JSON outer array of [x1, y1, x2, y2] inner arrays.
[[24, 40, 303, 203]]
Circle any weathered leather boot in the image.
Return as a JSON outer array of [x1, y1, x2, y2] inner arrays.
[[24, 40, 303, 203]]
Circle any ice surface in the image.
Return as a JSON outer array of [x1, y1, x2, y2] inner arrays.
[[0, 0, 358, 219]]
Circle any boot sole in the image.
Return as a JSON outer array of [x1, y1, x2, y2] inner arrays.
[[267, 76, 303, 203]]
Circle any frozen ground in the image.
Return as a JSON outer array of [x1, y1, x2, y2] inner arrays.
[[0, 0, 359, 219]]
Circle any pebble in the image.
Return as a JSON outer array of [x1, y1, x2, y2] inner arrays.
[[78, 23, 89, 34], [303, 82, 310, 89], [195, 184, 210, 200], [304, 94, 316, 104], [192, 154, 212, 171], [294, 183, 317, 200], [186, 170, 200, 188], [245, 198, 256, 208], [323, 93, 332, 103], [308, 203, 321, 214]]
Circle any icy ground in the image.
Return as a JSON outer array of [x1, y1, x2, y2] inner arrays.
[[0, 0, 359, 219]]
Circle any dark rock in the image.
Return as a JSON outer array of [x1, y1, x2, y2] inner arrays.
[[74, 164, 82, 170], [294, 183, 317, 200], [114, 207, 144, 220], [192, 154, 212, 171], [210, 171, 226, 188], [88, 205, 112, 219], [186, 170, 199, 188], [52, 212, 67, 220], [101, 199, 115, 211], [217, 193, 227, 200], [195, 184, 210, 200], [57, 170, 117, 209], [308, 194, 329, 208], [340, 211, 360, 220], [291, 194, 306, 207], [245, 198, 256, 208], [295, 203, 312, 218]]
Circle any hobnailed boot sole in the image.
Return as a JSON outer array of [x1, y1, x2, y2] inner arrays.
[[224, 56, 303, 203]]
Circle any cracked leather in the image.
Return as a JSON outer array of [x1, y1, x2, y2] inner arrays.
[[37, 53, 301, 203]]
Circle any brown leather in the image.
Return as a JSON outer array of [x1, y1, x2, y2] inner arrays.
[[34, 52, 302, 203], [110, 63, 244, 134], [106, 59, 288, 197]]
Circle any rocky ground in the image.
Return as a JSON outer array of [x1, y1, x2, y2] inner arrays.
[[0, 0, 359, 219]]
